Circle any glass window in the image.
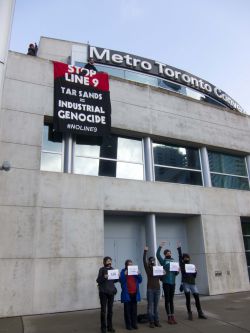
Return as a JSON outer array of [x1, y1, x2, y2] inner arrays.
[[41, 153, 62, 172], [241, 218, 250, 280], [153, 143, 201, 169], [208, 151, 249, 191], [155, 167, 202, 185], [210, 174, 249, 190], [125, 71, 158, 86], [153, 142, 202, 186], [41, 124, 63, 172], [117, 162, 144, 180], [117, 137, 143, 163], [208, 151, 247, 176], [74, 135, 144, 180]]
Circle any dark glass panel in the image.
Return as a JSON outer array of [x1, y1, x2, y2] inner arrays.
[[241, 222, 250, 235], [153, 144, 201, 169], [243, 237, 250, 250], [100, 136, 118, 159], [155, 167, 202, 185], [208, 151, 247, 176], [245, 252, 250, 266], [211, 174, 249, 190], [42, 124, 62, 153], [98, 160, 116, 177]]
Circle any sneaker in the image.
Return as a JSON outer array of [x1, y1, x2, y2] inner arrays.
[[198, 312, 207, 319], [188, 312, 193, 321], [154, 321, 162, 327]]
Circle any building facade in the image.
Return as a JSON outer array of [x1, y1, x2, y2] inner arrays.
[[0, 36, 250, 317]]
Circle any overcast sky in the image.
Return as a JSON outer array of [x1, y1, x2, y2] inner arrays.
[[9, 0, 250, 114]]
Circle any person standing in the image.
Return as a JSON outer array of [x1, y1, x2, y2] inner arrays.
[[96, 256, 118, 333], [143, 246, 162, 328], [84, 57, 98, 72], [120, 259, 142, 330], [177, 243, 207, 320], [27, 43, 38, 56], [156, 241, 179, 324]]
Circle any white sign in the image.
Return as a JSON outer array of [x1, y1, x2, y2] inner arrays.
[[108, 269, 119, 280], [185, 264, 196, 273], [128, 265, 138, 275], [170, 262, 180, 272], [153, 266, 164, 276]]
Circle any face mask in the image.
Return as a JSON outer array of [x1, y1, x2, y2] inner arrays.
[[149, 260, 155, 265], [165, 255, 171, 259], [184, 258, 190, 263], [105, 263, 111, 268]]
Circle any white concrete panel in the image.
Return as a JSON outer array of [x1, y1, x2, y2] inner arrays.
[[2, 79, 53, 116], [110, 78, 150, 108], [0, 206, 38, 258], [111, 100, 152, 134], [0, 108, 43, 146], [0, 259, 34, 317], [35, 208, 103, 258], [0, 142, 41, 170], [32, 257, 100, 314], [206, 253, 249, 294], [38, 37, 75, 63], [38, 172, 104, 210], [0, 169, 39, 206], [236, 191, 250, 216], [202, 215, 245, 253], [6, 52, 53, 87]]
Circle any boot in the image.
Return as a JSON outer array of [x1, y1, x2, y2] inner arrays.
[[188, 311, 193, 321], [167, 316, 173, 324], [149, 322, 155, 328], [198, 311, 207, 319], [154, 321, 162, 327], [171, 315, 177, 324]]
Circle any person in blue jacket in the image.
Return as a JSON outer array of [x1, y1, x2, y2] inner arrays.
[[120, 259, 142, 330], [156, 242, 179, 325]]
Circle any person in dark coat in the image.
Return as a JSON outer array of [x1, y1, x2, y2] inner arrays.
[[96, 256, 119, 333], [177, 243, 207, 320], [120, 259, 142, 330], [143, 246, 162, 328], [84, 57, 98, 72], [27, 43, 38, 56]]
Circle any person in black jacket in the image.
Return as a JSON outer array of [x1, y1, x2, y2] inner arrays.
[[96, 256, 119, 333], [27, 43, 38, 56], [84, 57, 98, 72], [177, 243, 207, 320]]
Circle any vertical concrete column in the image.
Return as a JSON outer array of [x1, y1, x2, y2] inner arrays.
[[200, 147, 212, 187], [0, 0, 15, 110], [63, 133, 73, 173], [246, 156, 250, 185], [143, 137, 157, 257]]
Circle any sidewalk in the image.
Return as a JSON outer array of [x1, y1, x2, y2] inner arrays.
[[1, 292, 250, 333]]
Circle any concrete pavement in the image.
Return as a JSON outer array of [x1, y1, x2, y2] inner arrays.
[[1, 292, 250, 333]]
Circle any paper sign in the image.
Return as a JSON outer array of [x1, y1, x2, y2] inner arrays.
[[170, 262, 180, 272], [153, 266, 164, 276], [108, 269, 119, 280], [128, 265, 138, 275], [185, 264, 196, 273]]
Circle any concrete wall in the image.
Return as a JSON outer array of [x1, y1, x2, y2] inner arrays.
[[0, 43, 249, 317]]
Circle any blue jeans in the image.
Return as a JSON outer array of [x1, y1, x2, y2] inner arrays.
[[147, 289, 160, 323]]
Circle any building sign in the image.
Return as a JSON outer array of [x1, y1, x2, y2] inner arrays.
[[53, 61, 111, 136], [89, 46, 244, 113]]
